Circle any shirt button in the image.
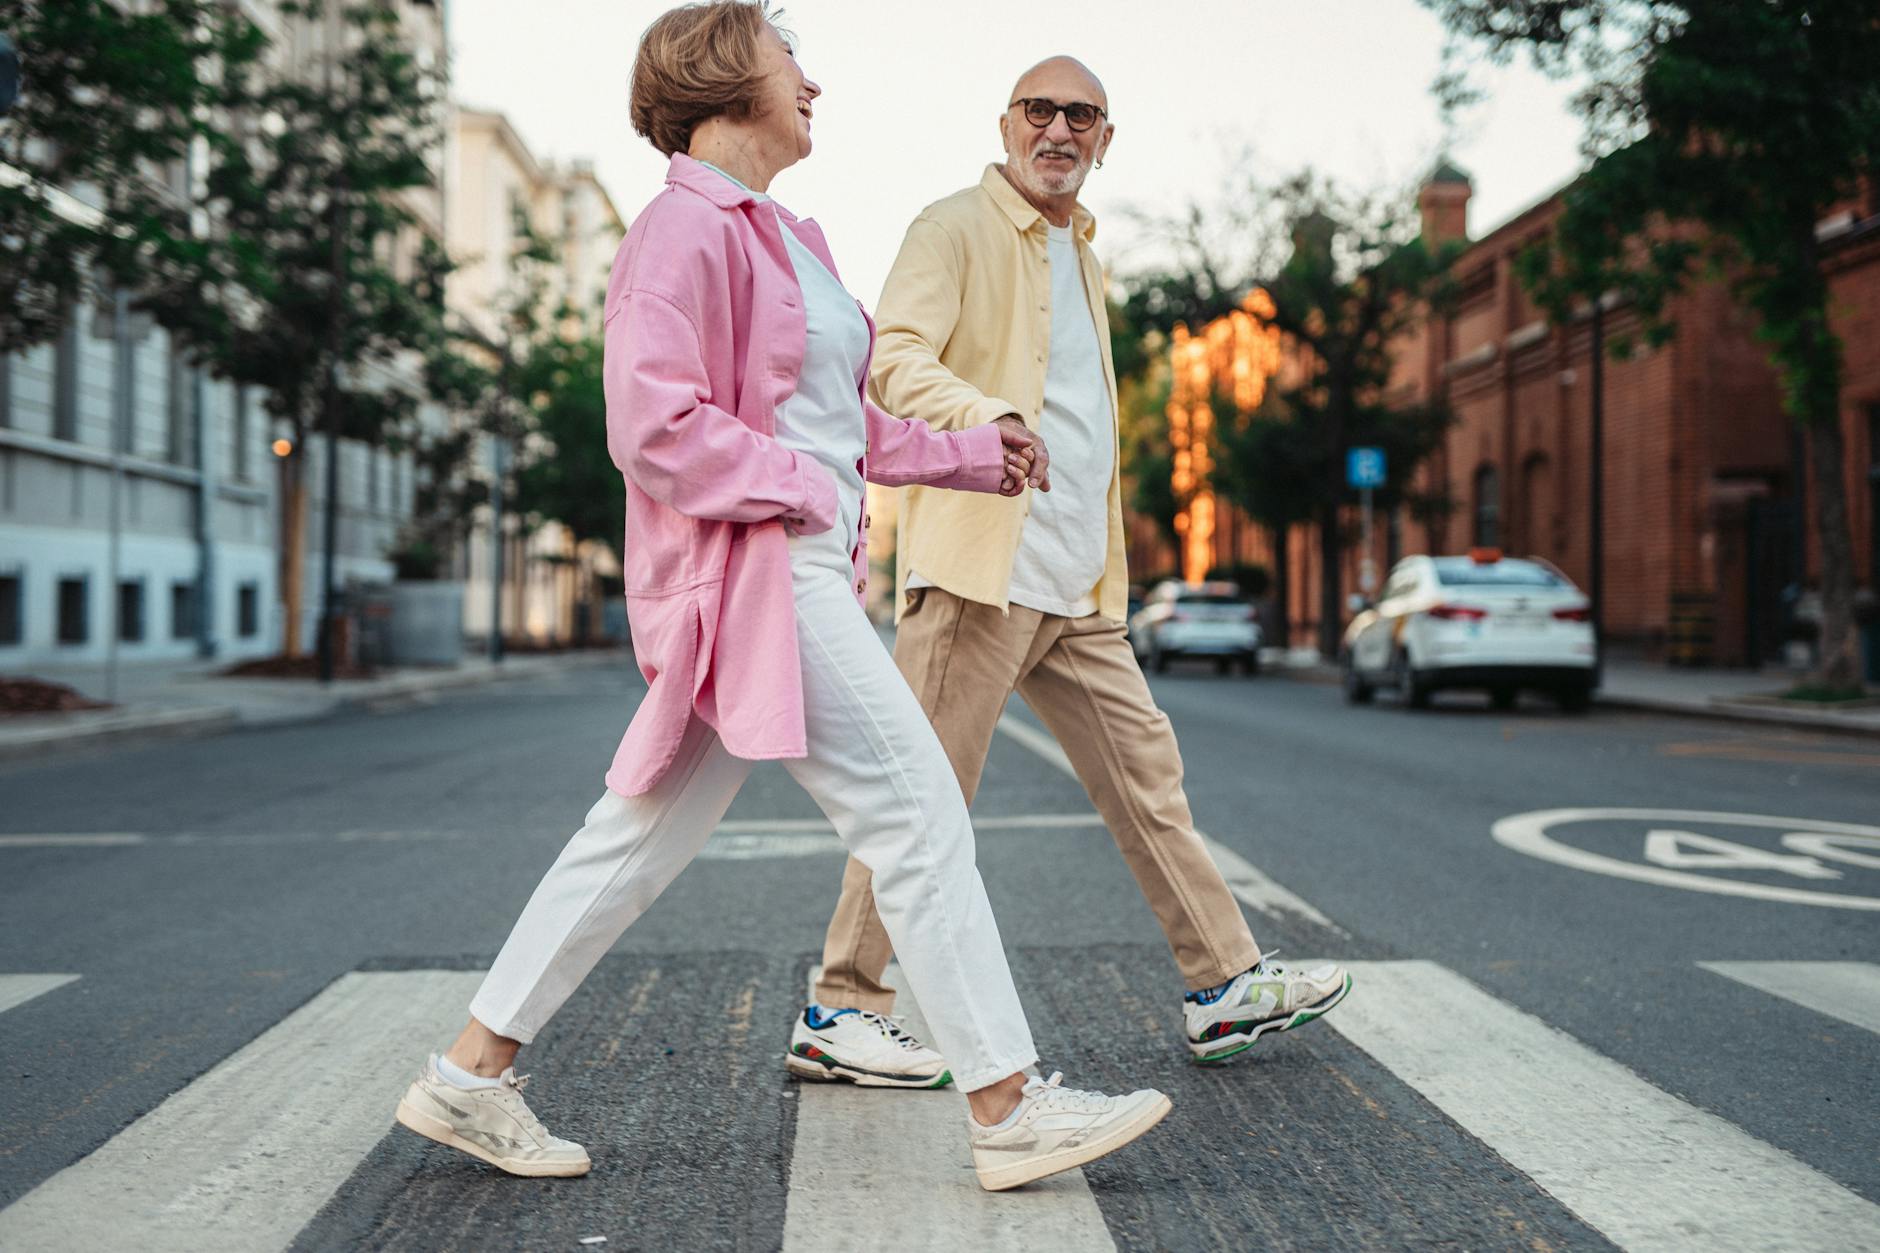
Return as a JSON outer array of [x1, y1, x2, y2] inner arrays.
[[855, 580, 866, 595], [864, 513, 873, 527]]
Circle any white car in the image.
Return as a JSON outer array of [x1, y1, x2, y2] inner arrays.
[[1129, 581, 1264, 675], [1341, 552, 1597, 710]]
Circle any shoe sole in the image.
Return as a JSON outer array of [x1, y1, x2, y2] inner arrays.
[[975, 1093, 1173, 1192], [395, 1098, 591, 1178], [1189, 972, 1354, 1064], [784, 1051, 953, 1089]]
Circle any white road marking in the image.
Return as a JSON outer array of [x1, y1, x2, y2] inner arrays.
[[0, 970, 483, 1253], [1330, 960, 1880, 1251], [1494, 808, 1880, 910], [0, 833, 146, 848], [1699, 961, 1880, 1037], [782, 964, 1114, 1253], [0, 974, 79, 1016], [994, 714, 1348, 937]]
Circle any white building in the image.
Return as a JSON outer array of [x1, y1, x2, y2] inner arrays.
[[0, 0, 449, 673], [447, 109, 624, 648]]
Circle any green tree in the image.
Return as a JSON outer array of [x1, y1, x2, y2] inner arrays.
[[1118, 173, 1457, 654], [0, 0, 262, 352], [148, 0, 444, 653], [1424, 0, 1880, 692], [511, 333, 622, 565]]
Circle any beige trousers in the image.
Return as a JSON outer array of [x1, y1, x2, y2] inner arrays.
[[812, 587, 1262, 1014]]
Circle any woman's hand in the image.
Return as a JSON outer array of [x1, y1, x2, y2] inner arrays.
[[993, 415, 1051, 496]]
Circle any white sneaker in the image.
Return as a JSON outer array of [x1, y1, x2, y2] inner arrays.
[[394, 1055, 591, 1177], [970, 1072, 1171, 1192], [785, 1006, 952, 1088], [1185, 954, 1352, 1062]]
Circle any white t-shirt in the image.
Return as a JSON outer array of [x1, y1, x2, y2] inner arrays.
[[700, 162, 868, 549], [1002, 222, 1114, 617], [774, 224, 869, 550]]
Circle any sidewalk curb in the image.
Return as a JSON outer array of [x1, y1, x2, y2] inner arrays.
[[1266, 665, 1880, 739], [0, 650, 629, 763], [0, 705, 241, 764], [1593, 692, 1880, 739]]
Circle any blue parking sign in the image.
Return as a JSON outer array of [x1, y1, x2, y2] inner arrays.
[[1347, 447, 1386, 489]]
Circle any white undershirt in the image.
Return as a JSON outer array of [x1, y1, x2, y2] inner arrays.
[[701, 162, 868, 550], [1002, 223, 1114, 617], [774, 226, 869, 550]]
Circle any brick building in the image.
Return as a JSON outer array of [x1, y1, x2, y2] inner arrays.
[[1134, 165, 1880, 671]]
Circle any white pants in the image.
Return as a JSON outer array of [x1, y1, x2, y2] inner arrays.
[[469, 519, 1039, 1091]]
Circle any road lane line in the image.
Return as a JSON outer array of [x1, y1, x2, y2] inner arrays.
[[0, 974, 79, 1016], [1329, 960, 1880, 1251], [0, 970, 484, 1253], [1699, 961, 1880, 1036], [0, 833, 145, 848], [994, 714, 1348, 938], [781, 964, 1115, 1253]]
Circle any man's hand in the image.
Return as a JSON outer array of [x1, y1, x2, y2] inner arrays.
[[994, 415, 1051, 496]]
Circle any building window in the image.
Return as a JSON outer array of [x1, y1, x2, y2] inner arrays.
[[118, 579, 145, 643], [167, 350, 192, 466], [238, 581, 259, 638], [1473, 464, 1501, 549], [234, 385, 251, 483], [58, 576, 88, 644], [0, 573, 20, 645], [172, 579, 198, 640], [54, 316, 80, 441], [0, 353, 11, 429]]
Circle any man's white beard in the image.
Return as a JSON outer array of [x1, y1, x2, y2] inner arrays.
[[1018, 148, 1089, 199]]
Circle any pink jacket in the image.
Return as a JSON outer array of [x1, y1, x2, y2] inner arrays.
[[601, 154, 1008, 796]]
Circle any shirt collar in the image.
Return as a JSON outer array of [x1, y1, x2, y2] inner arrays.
[[979, 163, 1097, 242]]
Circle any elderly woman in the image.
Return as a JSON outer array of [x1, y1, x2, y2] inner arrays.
[[393, 0, 1168, 1192]]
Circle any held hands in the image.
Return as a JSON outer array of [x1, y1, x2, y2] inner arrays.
[[994, 415, 1052, 497]]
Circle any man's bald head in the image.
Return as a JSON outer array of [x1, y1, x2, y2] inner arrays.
[[1008, 56, 1108, 112], [999, 54, 1114, 213]]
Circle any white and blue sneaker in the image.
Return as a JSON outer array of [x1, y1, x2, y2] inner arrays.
[[785, 1005, 953, 1088], [1184, 953, 1352, 1063]]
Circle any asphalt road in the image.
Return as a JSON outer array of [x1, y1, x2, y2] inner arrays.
[[1, 656, 1876, 1251]]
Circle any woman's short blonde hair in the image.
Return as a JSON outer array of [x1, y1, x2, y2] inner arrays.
[[630, 2, 787, 158]]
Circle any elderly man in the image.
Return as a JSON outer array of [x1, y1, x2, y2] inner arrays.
[[784, 56, 1350, 1089]]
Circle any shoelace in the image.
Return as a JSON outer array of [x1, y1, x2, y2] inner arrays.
[[1024, 1071, 1112, 1114], [856, 1010, 927, 1052], [1254, 950, 1291, 978]]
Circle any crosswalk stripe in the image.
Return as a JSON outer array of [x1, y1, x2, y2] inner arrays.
[[781, 964, 1115, 1252], [1329, 960, 1880, 1251], [993, 714, 1348, 937], [0, 970, 483, 1253], [1699, 961, 1880, 1036], [0, 974, 79, 1016]]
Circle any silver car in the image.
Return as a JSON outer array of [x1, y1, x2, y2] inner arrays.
[[1129, 581, 1264, 675]]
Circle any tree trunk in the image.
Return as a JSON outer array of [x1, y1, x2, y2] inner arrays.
[[1269, 523, 1291, 650], [1806, 417, 1862, 690], [1318, 504, 1343, 659], [280, 449, 307, 657]]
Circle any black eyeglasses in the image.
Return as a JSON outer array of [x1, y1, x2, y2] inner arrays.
[[1009, 97, 1107, 132]]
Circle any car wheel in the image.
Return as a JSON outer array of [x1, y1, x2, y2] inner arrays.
[[1394, 650, 1432, 710], [1214, 657, 1232, 676], [1343, 656, 1374, 704], [1242, 651, 1261, 677], [1490, 685, 1518, 711], [1557, 685, 1593, 713]]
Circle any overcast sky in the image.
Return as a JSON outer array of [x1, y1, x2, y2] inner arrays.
[[448, 0, 1590, 303]]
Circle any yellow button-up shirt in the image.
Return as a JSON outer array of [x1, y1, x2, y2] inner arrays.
[[872, 164, 1128, 623]]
